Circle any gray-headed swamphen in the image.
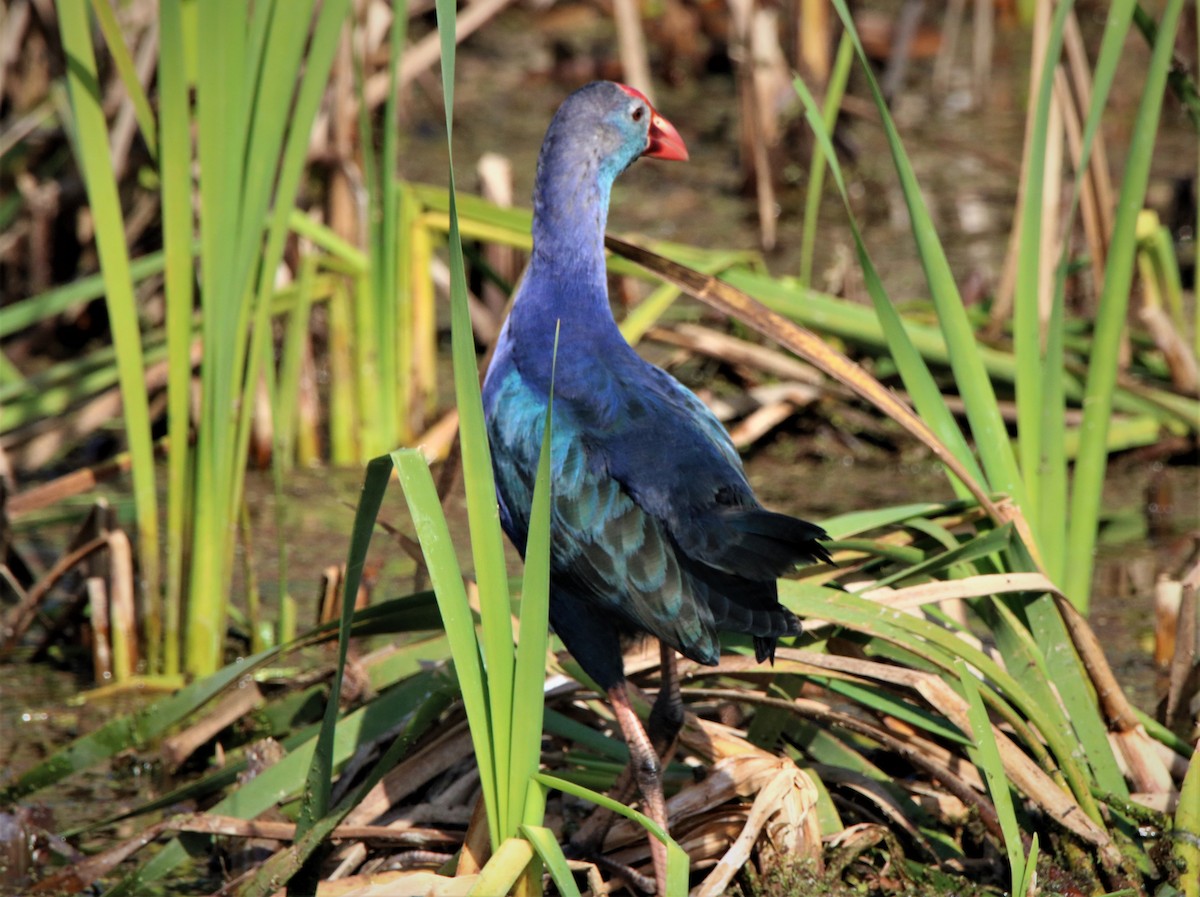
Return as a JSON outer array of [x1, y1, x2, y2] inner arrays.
[[482, 81, 830, 893]]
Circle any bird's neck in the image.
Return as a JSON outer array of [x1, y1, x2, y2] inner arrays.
[[507, 143, 633, 392], [529, 149, 614, 293]]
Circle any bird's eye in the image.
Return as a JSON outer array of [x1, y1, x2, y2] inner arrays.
[[631, 106, 645, 122]]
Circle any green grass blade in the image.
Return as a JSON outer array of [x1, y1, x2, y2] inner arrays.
[[957, 659, 1026, 892], [296, 455, 394, 837], [1018, 835, 1039, 896], [1177, 744, 1200, 897], [188, 0, 251, 675], [393, 448, 502, 845], [523, 825, 583, 897], [508, 326, 558, 834], [535, 772, 689, 893], [1013, 0, 1071, 547], [1064, 0, 1185, 608], [1022, 593, 1127, 797], [828, 0, 1026, 511], [56, 0, 161, 665], [799, 32, 853, 288], [780, 580, 1104, 825], [158, 0, 195, 677], [435, 0, 515, 843], [870, 524, 1013, 590], [86, 0, 158, 161], [819, 501, 976, 539]]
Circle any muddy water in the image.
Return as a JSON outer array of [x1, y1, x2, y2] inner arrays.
[[397, 3, 1195, 299]]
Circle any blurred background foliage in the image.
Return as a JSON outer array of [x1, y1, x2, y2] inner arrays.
[[0, 0, 1198, 895]]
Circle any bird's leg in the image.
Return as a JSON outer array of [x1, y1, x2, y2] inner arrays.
[[647, 641, 684, 760], [568, 647, 683, 890], [608, 682, 669, 896]]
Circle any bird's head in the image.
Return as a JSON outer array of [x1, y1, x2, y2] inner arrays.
[[543, 81, 688, 183], [611, 82, 689, 163]]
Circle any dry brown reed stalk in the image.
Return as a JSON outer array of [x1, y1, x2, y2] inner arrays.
[[477, 152, 517, 320], [1161, 561, 1199, 737], [972, 0, 994, 100], [728, 0, 789, 250], [612, 0, 654, 101], [85, 577, 111, 679], [160, 682, 267, 771], [359, 0, 520, 111], [29, 811, 462, 896], [594, 709, 823, 888], [105, 525, 137, 680], [932, 0, 967, 94], [0, 496, 140, 678], [0, 532, 108, 653], [797, 0, 834, 84]]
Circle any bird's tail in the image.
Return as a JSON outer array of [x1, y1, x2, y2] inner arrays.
[[717, 509, 832, 579]]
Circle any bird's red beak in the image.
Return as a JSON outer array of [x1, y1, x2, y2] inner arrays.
[[617, 83, 689, 162]]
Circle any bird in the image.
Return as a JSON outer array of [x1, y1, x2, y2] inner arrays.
[[482, 80, 830, 894]]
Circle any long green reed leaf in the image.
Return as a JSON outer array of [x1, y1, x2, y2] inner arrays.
[[799, 32, 853, 289], [508, 324, 557, 836], [158, 0, 194, 676], [523, 825, 582, 897], [780, 580, 1106, 828], [86, 0, 158, 161], [957, 659, 1027, 892], [828, 0, 1027, 513], [56, 0, 162, 665], [1177, 745, 1200, 897], [1064, 0, 1185, 608], [1013, 0, 1071, 549], [187, 0, 251, 675], [436, 0, 516, 845], [297, 455, 394, 839], [535, 773, 689, 893], [394, 448, 501, 844]]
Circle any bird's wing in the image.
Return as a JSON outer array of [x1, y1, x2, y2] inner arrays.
[[599, 364, 830, 580], [487, 356, 826, 663], [486, 363, 722, 663]]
